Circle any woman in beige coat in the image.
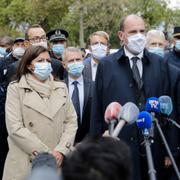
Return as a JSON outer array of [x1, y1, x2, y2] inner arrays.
[[3, 46, 77, 180]]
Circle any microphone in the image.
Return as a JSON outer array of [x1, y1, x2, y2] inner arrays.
[[159, 96, 180, 129], [136, 111, 157, 180], [146, 97, 180, 179], [112, 102, 139, 137], [104, 102, 122, 135]]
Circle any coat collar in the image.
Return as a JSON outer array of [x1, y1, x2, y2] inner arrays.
[[19, 75, 67, 120], [115, 47, 150, 64]]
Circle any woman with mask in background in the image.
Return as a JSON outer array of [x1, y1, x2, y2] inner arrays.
[[146, 29, 167, 57], [2, 45, 77, 180]]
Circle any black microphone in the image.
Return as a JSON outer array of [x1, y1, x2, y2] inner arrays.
[[159, 95, 180, 129]]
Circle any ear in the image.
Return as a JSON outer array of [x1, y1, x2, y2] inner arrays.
[[118, 31, 124, 41], [24, 40, 30, 48], [26, 64, 34, 72], [62, 61, 67, 70]]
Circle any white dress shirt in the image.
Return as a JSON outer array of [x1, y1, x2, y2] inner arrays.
[[68, 75, 84, 120], [124, 47, 143, 77], [91, 58, 98, 81]]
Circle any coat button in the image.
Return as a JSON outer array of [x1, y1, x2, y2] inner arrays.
[[129, 83, 133, 88], [29, 122, 34, 127]]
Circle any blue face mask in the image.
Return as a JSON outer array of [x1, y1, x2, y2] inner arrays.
[[91, 43, 107, 60], [67, 61, 84, 77], [52, 44, 65, 56], [0, 47, 8, 56], [34, 62, 52, 81], [148, 47, 164, 57], [175, 40, 180, 51]]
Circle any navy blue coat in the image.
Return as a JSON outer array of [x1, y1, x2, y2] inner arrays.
[[90, 48, 170, 180]]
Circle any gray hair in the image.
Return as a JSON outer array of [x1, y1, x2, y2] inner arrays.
[[146, 29, 165, 46], [62, 47, 82, 61]]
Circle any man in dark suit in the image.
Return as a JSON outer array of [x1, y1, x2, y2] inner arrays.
[[90, 14, 170, 180], [83, 31, 109, 81], [62, 47, 93, 143]]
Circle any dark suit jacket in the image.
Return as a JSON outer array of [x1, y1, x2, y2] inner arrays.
[[83, 57, 93, 80], [90, 48, 170, 180], [65, 76, 93, 143], [6, 58, 64, 84]]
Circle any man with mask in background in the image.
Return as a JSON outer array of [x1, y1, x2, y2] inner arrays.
[[0, 36, 14, 58], [6, 24, 64, 83], [63, 47, 93, 143], [146, 29, 167, 57], [83, 31, 109, 81], [47, 28, 68, 62], [165, 26, 180, 68]]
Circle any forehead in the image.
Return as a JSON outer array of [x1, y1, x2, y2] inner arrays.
[[36, 51, 50, 58], [65, 51, 82, 60], [123, 17, 145, 32], [149, 37, 164, 44], [28, 28, 46, 39], [90, 35, 108, 44]]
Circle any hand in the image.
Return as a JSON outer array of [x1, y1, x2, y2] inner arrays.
[[164, 156, 172, 168], [52, 150, 64, 167]]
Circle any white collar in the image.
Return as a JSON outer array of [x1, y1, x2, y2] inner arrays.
[[68, 74, 83, 85], [124, 47, 143, 60]]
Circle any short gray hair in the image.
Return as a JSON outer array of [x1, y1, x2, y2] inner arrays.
[[62, 47, 82, 61]]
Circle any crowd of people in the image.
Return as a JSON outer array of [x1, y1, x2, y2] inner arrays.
[[0, 13, 180, 180]]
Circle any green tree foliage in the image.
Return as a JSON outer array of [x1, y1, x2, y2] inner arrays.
[[0, 0, 179, 47]]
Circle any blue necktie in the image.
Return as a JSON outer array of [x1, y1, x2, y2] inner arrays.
[[72, 81, 81, 126]]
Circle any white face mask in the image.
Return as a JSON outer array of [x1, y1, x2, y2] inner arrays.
[[91, 43, 108, 60], [32, 41, 48, 49], [127, 33, 146, 55], [12, 47, 25, 59]]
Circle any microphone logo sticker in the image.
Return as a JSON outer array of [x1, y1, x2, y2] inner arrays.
[[149, 100, 158, 109]]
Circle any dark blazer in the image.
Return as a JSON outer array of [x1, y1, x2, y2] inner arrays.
[[65, 76, 93, 143], [90, 48, 170, 180], [6, 58, 64, 84], [83, 57, 93, 80]]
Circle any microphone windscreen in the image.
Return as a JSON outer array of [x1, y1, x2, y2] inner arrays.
[[158, 96, 173, 116], [136, 111, 152, 129], [120, 102, 139, 124], [104, 102, 122, 123], [145, 97, 160, 113]]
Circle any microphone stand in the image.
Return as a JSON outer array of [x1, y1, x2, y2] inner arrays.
[[154, 118, 180, 180], [143, 129, 157, 180], [167, 118, 180, 129]]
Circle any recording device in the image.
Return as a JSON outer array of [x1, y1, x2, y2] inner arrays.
[[112, 102, 139, 137], [159, 96, 180, 129], [137, 111, 157, 180], [146, 97, 180, 179], [104, 102, 122, 135]]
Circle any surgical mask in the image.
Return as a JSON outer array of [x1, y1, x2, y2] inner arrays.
[[67, 61, 84, 77], [12, 47, 25, 59], [127, 33, 146, 54], [32, 41, 48, 49], [33, 62, 52, 81], [0, 47, 8, 56], [175, 40, 180, 51], [91, 43, 107, 60], [148, 47, 164, 57], [52, 44, 64, 56]]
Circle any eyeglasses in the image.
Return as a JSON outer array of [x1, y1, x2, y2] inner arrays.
[[28, 36, 47, 43]]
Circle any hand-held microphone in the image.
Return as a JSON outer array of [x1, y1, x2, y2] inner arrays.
[[146, 97, 180, 179], [112, 102, 139, 137], [104, 102, 122, 135], [137, 111, 157, 180], [159, 96, 180, 129]]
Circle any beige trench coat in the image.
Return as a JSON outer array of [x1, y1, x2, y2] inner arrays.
[[2, 76, 77, 180]]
